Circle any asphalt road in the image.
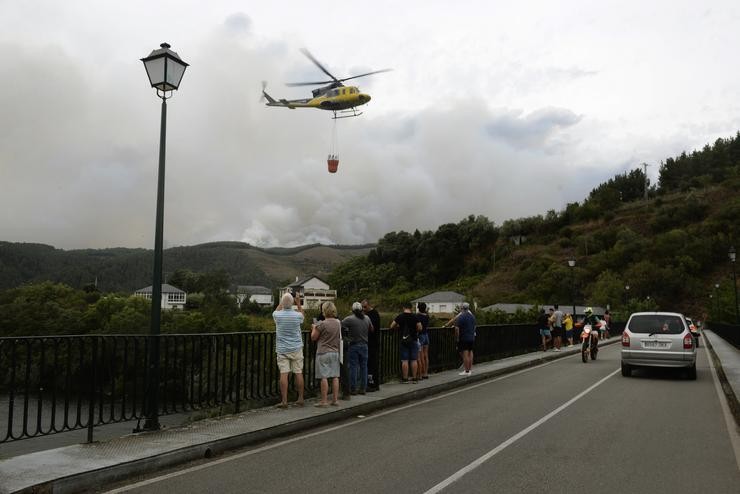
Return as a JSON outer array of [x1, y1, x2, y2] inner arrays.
[[106, 344, 740, 494]]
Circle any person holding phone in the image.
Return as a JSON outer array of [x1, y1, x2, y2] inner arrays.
[[272, 290, 305, 408]]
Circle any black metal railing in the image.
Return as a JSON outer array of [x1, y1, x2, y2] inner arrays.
[[707, 322, 740, 349], [0, 323, 624, 444]]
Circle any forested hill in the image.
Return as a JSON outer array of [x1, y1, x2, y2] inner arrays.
[[329, 132, 740, 320], [0, 241, 373, 292]]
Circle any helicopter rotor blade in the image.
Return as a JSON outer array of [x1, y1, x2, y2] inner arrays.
[[285, 80, 336, 87], [300, 48, 340, 82], [338, 68, 393, 83]]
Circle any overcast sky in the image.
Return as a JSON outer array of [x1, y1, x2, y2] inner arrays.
[[1, 0, 739, 249]]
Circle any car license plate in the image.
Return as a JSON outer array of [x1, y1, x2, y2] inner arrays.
[[643, 341, 669, 349]]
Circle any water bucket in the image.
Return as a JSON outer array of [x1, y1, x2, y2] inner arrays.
[[327, 156, 339, 173]]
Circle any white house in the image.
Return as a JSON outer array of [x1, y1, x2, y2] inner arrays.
[[134, 283, 187, 310], [283, 276, 336, 309], [236, 285, 274, 307], [411, 291, 466, 315]]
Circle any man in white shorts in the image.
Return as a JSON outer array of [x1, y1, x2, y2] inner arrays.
[[273, 291, 305, 408]]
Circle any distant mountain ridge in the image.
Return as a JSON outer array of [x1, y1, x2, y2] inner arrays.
[[0, 241, 374, 292]]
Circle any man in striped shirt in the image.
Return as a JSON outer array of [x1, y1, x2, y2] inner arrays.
[[273, 291, 305, 408]]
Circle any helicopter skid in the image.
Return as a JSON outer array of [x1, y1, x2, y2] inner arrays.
[[333, 109, 363, 119]]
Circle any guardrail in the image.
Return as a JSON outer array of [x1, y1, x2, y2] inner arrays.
[[0, 323, 624, 444]]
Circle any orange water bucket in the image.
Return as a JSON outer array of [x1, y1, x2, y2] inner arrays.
[[327, 156, 339, 173]]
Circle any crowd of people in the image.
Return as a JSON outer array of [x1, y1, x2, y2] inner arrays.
[[538, 305, 611, 352], [273, 294, 620, 407], [271, 293, 477, 407]]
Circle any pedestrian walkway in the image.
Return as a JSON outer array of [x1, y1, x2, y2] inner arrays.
[[703, 330, 740, 413], [0, 338, 626, 494]]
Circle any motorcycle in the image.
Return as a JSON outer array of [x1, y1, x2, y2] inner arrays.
[[580, 323, 599, 363]]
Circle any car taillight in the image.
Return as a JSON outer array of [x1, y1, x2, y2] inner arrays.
[[622, 331, 630, 347], [683, 334, 693, 349]]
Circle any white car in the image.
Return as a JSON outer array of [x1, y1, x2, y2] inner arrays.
[[621, 312, 697, 379]]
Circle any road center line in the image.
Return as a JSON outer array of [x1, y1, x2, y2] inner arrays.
[[422, 368, 620, 494], [105, 350, 614, 493]]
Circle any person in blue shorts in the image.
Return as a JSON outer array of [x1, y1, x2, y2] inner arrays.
[[416, 302, 431, 380], [391, 302, 422, 383], [537, 308, 551, 352]]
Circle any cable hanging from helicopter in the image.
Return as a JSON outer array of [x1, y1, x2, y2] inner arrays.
[[327, 117, 339, 173]]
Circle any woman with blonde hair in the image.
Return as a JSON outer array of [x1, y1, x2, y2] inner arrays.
[[311, 302, 341, 406]]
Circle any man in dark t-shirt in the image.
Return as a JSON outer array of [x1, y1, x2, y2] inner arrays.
[[390, 302, 422, 383], [362, 299, 382, 391], [446, 302, 476, 376]]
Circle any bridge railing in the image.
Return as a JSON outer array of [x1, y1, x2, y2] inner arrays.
[[707, 322, 740, 349], [0, 323, 624, 444]]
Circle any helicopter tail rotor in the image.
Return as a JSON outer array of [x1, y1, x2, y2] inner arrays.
[[260, 81, 277, 104]]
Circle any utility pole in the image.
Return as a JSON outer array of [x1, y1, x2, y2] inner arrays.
[[642, 162, 650, 201]]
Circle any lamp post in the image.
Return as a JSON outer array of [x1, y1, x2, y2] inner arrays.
[[730, 246, 739, 324], [567, 259, 576, 318], [714, 283, 720, 321], [141, 43, 188, 431], [624, 284, 630, 306]]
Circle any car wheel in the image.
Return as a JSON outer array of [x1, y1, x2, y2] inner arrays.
[[687, 364, 697, 380], [621, 362, 631, 377]]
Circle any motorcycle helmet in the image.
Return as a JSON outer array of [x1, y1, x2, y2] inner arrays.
[[585, 307, 593, 315]]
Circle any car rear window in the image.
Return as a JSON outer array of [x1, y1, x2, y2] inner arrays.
[[628, 315, 685, 334]]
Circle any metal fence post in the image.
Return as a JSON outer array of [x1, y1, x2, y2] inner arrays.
[[87, 337, 97, 443]]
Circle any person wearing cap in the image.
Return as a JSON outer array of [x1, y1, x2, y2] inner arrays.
[[342, 302, 374, 394], [445, 302, 476, 376]]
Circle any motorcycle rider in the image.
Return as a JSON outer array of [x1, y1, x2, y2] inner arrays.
[[579, 307, 600, 353]]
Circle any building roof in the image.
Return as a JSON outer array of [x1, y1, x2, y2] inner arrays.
[[135, 283, 185, 294], [236, 285, 272, 295], [411, 291, 465, 303], [286, 275, 329, 288]]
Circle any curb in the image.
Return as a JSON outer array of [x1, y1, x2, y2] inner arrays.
[[13, 341, 618, 494]]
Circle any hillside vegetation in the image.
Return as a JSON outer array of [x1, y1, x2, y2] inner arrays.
[[0, 241, 372, 292], [330, 133, 740, 322]]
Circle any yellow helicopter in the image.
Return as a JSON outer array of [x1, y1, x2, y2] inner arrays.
[[262, 49, 391, 119]]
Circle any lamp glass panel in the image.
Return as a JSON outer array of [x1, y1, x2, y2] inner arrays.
[[144, 57, 165, 88], [165, 59, 187, 89]]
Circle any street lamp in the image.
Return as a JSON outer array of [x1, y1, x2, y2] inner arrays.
[[730, 246, 739, 324], [141, 43, 188, 431], [567, 259, 576, 318], [624, 284, 630, 306]]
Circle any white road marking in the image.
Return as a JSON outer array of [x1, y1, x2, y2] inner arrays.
[[702, 338, 740, 471], [105, 349, 615, 493], [422, 368, 620, 494]]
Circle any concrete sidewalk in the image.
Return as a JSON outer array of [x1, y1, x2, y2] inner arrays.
[[0, 338, 655, 493]]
